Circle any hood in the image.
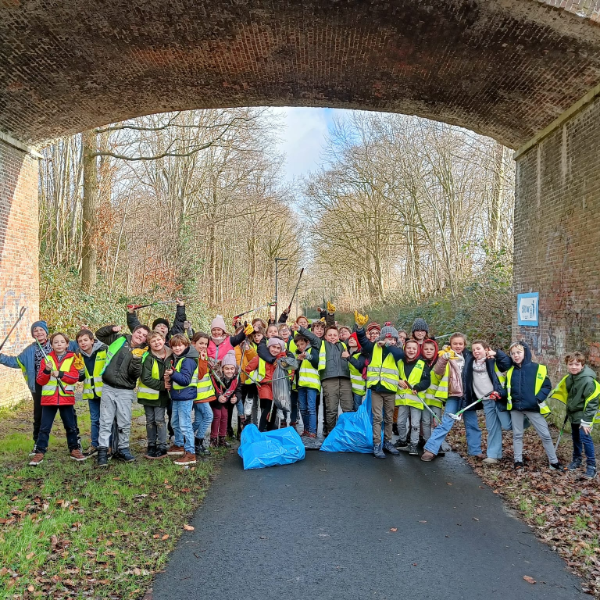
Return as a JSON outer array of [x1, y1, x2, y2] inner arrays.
[[174, 346, 199, 360], [512, 341, 532, 368], [574, 365, 597, 380], [79, 339, 107, 358], [422, 338, 439, 366], [348, 332, 361, 351]]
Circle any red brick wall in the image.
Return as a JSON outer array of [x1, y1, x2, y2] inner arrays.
[[514, 94, 600, 422], [0, 140, 39, 406]]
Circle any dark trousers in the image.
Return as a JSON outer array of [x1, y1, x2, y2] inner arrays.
[[571, 423, 596, 466], [210, 403, 228, 438], [167, 398, 174, 438], [36, 405, 79, 453], [32, 382, 43, 443], [259, 398, 277, 432]]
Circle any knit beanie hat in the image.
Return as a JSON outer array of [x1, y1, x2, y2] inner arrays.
[[366, 322, 381, 334], [31, 320, 49, 336], [379, 322, 399, 341], [267, 337, 285, 349], [412, 318, 428, 333], [221, 351, 237, 367], [152, 318, 170, 331], [210, 315, 227, 332]]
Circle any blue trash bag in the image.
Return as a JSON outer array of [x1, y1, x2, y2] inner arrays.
[[320, 390, 373, 453], [238, 424, 306, 470]]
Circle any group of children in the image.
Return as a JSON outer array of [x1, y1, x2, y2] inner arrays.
[[0, 302, 597, 478]]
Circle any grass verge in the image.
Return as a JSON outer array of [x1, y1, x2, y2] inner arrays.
[[446, 418, 600, 597], [0, 399, 227, 599]]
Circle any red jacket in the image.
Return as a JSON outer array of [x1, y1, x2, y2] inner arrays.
[[244, 351, 287, 400], [36, 351, 79, 406]]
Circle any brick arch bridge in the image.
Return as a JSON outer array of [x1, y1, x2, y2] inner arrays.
[[1, 0, 600, 403]]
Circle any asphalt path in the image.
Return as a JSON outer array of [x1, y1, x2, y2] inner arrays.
[[152, 450, 585, 600]]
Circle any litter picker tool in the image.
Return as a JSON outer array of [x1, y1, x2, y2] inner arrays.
[[286, 268, 304, 312], [0, 306, 27, 351], [233, 302, 275, 321], [554, 414, 569, 453], [126, 300, 179, 311], [35, 339, 67, 394], [447, 393, 492, 421], [409, 389, 441, 425]]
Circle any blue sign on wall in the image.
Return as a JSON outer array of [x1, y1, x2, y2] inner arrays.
[[517, 292, 539, 327]]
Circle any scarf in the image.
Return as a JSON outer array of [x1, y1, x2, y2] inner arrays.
[[473, 358, 487, 373], [34, 340, 52, 372]]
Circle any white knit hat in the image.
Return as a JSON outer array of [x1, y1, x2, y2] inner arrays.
[[210, 315, 227, 332]]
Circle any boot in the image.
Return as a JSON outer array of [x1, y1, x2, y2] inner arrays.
[[373, 442, 386, 459], [219, 436, 231, 448], [194, 438, 202, 455], [97, 447, 108, 468], [395, 438, 410, 451], [198, 438, 211, 456], [392, 423, 399, 436], [153, 447, 168, 459], [145, 445, 157, 459], [210, 437, 219, 448], [584, 465, 597, 479], [567, 458, 582, 471], [383, 440, 400, 455], [115, 447, 136, 462]]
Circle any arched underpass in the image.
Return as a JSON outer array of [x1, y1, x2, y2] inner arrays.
[[1, 0, 600, 405]]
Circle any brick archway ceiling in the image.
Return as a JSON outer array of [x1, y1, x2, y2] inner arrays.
[[1, 0, 600, 148]]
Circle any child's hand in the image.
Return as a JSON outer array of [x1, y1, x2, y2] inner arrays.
[[291, 322, 299, 332], [218, 394, 227, 404], [51, 370, 59, 378], [165, 369, 173, 376], [230, 397, 237, 404], [341, 350, 350, 359], [184, 320, 192, 329], [398, 380, 409, 389], [112, 325, 122, 332], [582, 424, 592, 435], [297, 352, 306, 361], [199, 350, 207, 361], [177, 298, 185, 306], [486, 349, 496, 359]]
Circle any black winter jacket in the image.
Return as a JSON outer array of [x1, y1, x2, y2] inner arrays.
[[95, 327, 144, 390], [507, 343, 552, 413]]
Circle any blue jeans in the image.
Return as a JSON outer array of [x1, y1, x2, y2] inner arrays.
[[353, 393, 364, 411], [298, 387, 318, 434], [571, 423, 596, 467], [193, 402, 214, 441], [424, 397, 482, 456], [172, 400, 195, 454], [88, 397, 101, 447], [483, 399, 512, 459], [36, 405, 79, 453]]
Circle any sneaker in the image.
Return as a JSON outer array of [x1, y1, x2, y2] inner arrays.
[[420, 451, 436, 462], [514, 461, 524, 471], [383, 440, 400, 455], [70, 449, 86, 462], [584, 465, 597, 479], [115, 448, 136, 462], [28, 452, 44, 466], [307, 432, 317, 438], [167, 445, 185, 456], [153, 448, 168, 459], [84, 445, 98, 457], [441, 441, 452, 453], [373, 443, 386, 459], [395, 438, 409, 451], [196, 439, 211, 456], [408, 443, 419, 456], [174, 452, 196, 466], [29, 444, 38, 457], [549, 461, 563, 471], [145, 445, 157, 459], [300, 430, 309, 437], [290, 421, 297, 427], [567, 458, 582, 471], [482, 457, 500, 465]]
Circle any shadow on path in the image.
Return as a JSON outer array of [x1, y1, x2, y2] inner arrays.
[[152, 451, 585, 599]]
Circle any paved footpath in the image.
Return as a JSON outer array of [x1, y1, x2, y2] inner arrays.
[[152, 451, 585, 600]]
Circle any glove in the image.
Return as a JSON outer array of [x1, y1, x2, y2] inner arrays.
[[73, 354, 84, 371], [488, 391, 501, 401], [327, 301, 336, 314], [354, 311, 369, 327], [244, 323, 254, 336], [131, 347, 147, 358]]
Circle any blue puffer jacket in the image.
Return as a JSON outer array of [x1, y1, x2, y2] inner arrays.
[[0, 338, 79, 394], [169, 346, 200, 401], [507, 343, 551, 413]]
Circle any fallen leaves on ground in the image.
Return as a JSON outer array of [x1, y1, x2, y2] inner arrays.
[[446, 416, 600, 598]]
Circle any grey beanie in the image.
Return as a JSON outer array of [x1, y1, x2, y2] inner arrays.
[[379, 322, 399, 341], [411, 318, 428, 333]]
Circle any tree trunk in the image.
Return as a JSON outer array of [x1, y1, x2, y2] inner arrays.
[[490, 142, 506, 251], [81, 130, 98, 291]]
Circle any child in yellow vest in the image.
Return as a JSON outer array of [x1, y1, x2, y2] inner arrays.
[[395, 339, 431, 455]]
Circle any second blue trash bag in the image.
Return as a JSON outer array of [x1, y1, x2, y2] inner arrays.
[[238, 424, 306, 470], [320, 390, 373, 453]]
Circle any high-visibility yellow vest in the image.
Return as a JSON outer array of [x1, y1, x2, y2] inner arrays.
[[17, 357, 28, 383], [549, 375, 600, 425], [82, 349, 106, 400], [197, 371, 216, 402], [318, 341, 347, 373], [41, 355, 75, 398], [100, 336, 127, 376], [366, 345, 399, 392], [506, 364, 550, 415], [396, 359, 426, 407], [247, 358, 267, 385], [172, 356, 197, 390], [495, 364, 507, 387], [287, 338, 298, 354], [348, 351, 366, 397], [298, 349, 321, 391], [137, 352, 160, 401], [424, 367, 446, 409]]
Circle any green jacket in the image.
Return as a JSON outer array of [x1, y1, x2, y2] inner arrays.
[[138, 349, 173, 408], [554, 366, 600, 426]]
